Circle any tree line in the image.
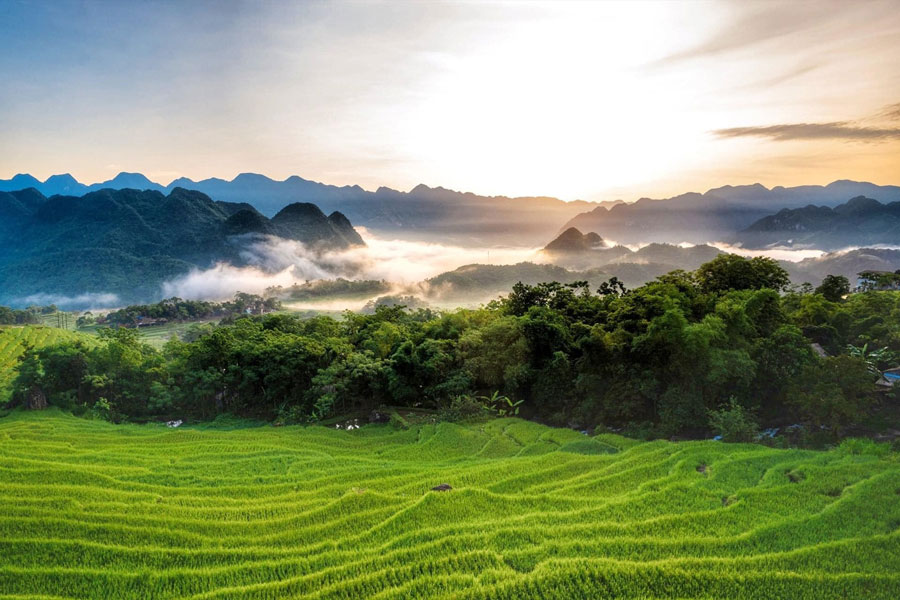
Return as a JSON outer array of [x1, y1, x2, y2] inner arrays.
[[8, 255, 899, 441], [0, 304, 61, 325], [96, 293, 282, 327]]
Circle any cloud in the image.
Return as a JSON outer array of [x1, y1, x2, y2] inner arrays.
[[878, 102, 900, 120], [160, 231, 539, 301], [653, 4, 837, 66], [713, 122, 900, 142], [14, 292, 121, 309]]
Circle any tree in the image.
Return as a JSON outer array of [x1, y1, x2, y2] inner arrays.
[[815, 275, 850, 302], [847, 343, 891, 376], [696, 254, 790, 294], [788, 356, 874, 432], [708, 397, 759, 442]]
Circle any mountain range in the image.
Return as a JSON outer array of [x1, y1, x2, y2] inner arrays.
[[0, 187, 363, 306], [561, 181, 900, 245], [539, 228, 724, 272], [733, 196, 900, 250], [5, 173, 900, 247], [0, 172, 600, 245]]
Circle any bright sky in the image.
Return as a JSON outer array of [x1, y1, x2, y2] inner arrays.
[[1, 0, 899, 201]]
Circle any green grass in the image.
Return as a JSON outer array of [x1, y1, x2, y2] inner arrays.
[[0, 411, 897, 598], [0, 326, 90, 402], [38, 311, 79, 331]]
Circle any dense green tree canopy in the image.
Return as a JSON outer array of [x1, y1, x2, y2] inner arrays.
[[8, 254, 897, 438]]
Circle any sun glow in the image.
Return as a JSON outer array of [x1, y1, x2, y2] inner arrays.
[[393, 2, 716, 199]]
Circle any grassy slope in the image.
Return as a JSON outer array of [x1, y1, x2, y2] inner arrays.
[[0, 411, 897, 599], [0, 325, 91, 401]]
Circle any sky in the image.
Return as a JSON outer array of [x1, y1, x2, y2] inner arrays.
[[1, 0, 899, 202]]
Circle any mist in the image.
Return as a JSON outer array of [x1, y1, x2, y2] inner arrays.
[[161, 230, 540, 301], [13, 292, 121, 310]]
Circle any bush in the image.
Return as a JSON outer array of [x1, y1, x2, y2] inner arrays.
[[838, 437, 892, 457], [440, 394, 488, 422], [388, 411, 410, 430], [708, 397, 759, 443], [89, 398, 113, 422]]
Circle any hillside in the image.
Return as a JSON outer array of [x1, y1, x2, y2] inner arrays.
[[0, 172, 600, 245], [0, 410, 897, 599], [542, 227, 607, 253], [786, 248, 900, 286], [734, 196, 900, 250], [421, 262, 611, 302], [7, 173, 900, 247], [561, 181, 900, 245], [0, 188, 364, 306], [419, 257, 721, 302], [539, 230, 723, 272]]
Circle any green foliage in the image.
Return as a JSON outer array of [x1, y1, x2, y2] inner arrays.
[[0, 305, 41, 325], [0, 325, 92, 403], [816, 275, 851, 302], [481, 391, 523, 417], [0, 410, 898, 599], [838, 437, 893, 458], [788, 356, 875, 432], [708, 397, 760, 443], [388, 411, 410, 430], [7, 257, 899, 439], [696, 254, 790, 294], [847, 343, 892, 376], [102, 293, 281, 328], [441, 394, 489, 421]]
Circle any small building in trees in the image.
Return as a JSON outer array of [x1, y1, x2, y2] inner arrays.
[[883, 367, 900, 385]]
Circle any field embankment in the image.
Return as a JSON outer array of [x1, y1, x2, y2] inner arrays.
[[0, 411, 897, 598]]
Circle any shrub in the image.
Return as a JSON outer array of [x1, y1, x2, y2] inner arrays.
[[440, 394, 488, 422], [388, 411, 409, 430], [838, 437, 892, 457], [708, 397, 759, 443]]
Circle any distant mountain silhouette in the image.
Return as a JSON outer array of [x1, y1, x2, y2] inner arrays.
[[420, 247, 900, 305], [543, 228, 607, 253], [0, 188, 364, 306], [785, 248, 900, 286], [562, 181, 900, 245], [271, 203, 364, 248], [0, 172, 599, 245], [4, 173, 900, 246], [733, 196, 900, 250]]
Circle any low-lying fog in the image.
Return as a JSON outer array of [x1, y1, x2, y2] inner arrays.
[[162, 229, 543, 300], [33, 230, 900, 311]]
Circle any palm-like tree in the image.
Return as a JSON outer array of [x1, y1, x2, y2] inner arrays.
[[847, 343, 890, 376]]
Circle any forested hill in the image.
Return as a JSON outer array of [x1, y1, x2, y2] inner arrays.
[[0, 187, 363, 306], [0, 172, 601, 245], [560, 181, 900, 245], [734, 196, 900, 250]]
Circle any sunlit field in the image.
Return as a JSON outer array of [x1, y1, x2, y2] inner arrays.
[[0, 410, 897, 599]]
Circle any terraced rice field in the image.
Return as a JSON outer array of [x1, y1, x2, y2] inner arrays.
[[0, 411, 898, 599], [0, 326, 88, 400]]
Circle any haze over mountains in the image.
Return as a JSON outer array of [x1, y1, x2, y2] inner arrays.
[[734, 196, 900, 250], [5, 172, 900, 247], [0, 187, 363, 306], [0, 172, 597, 246], [3, 170, 900, 309], [562, 181, 900, 245]]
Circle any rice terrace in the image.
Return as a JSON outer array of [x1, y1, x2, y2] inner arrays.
[[0, 410, 897, 599], [5, 1, 900, 598]]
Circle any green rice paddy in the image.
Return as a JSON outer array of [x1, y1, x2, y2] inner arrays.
[[0, 410, 898, 598]]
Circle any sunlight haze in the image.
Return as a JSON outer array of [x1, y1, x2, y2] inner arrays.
[[2, 0, 899, 200]]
